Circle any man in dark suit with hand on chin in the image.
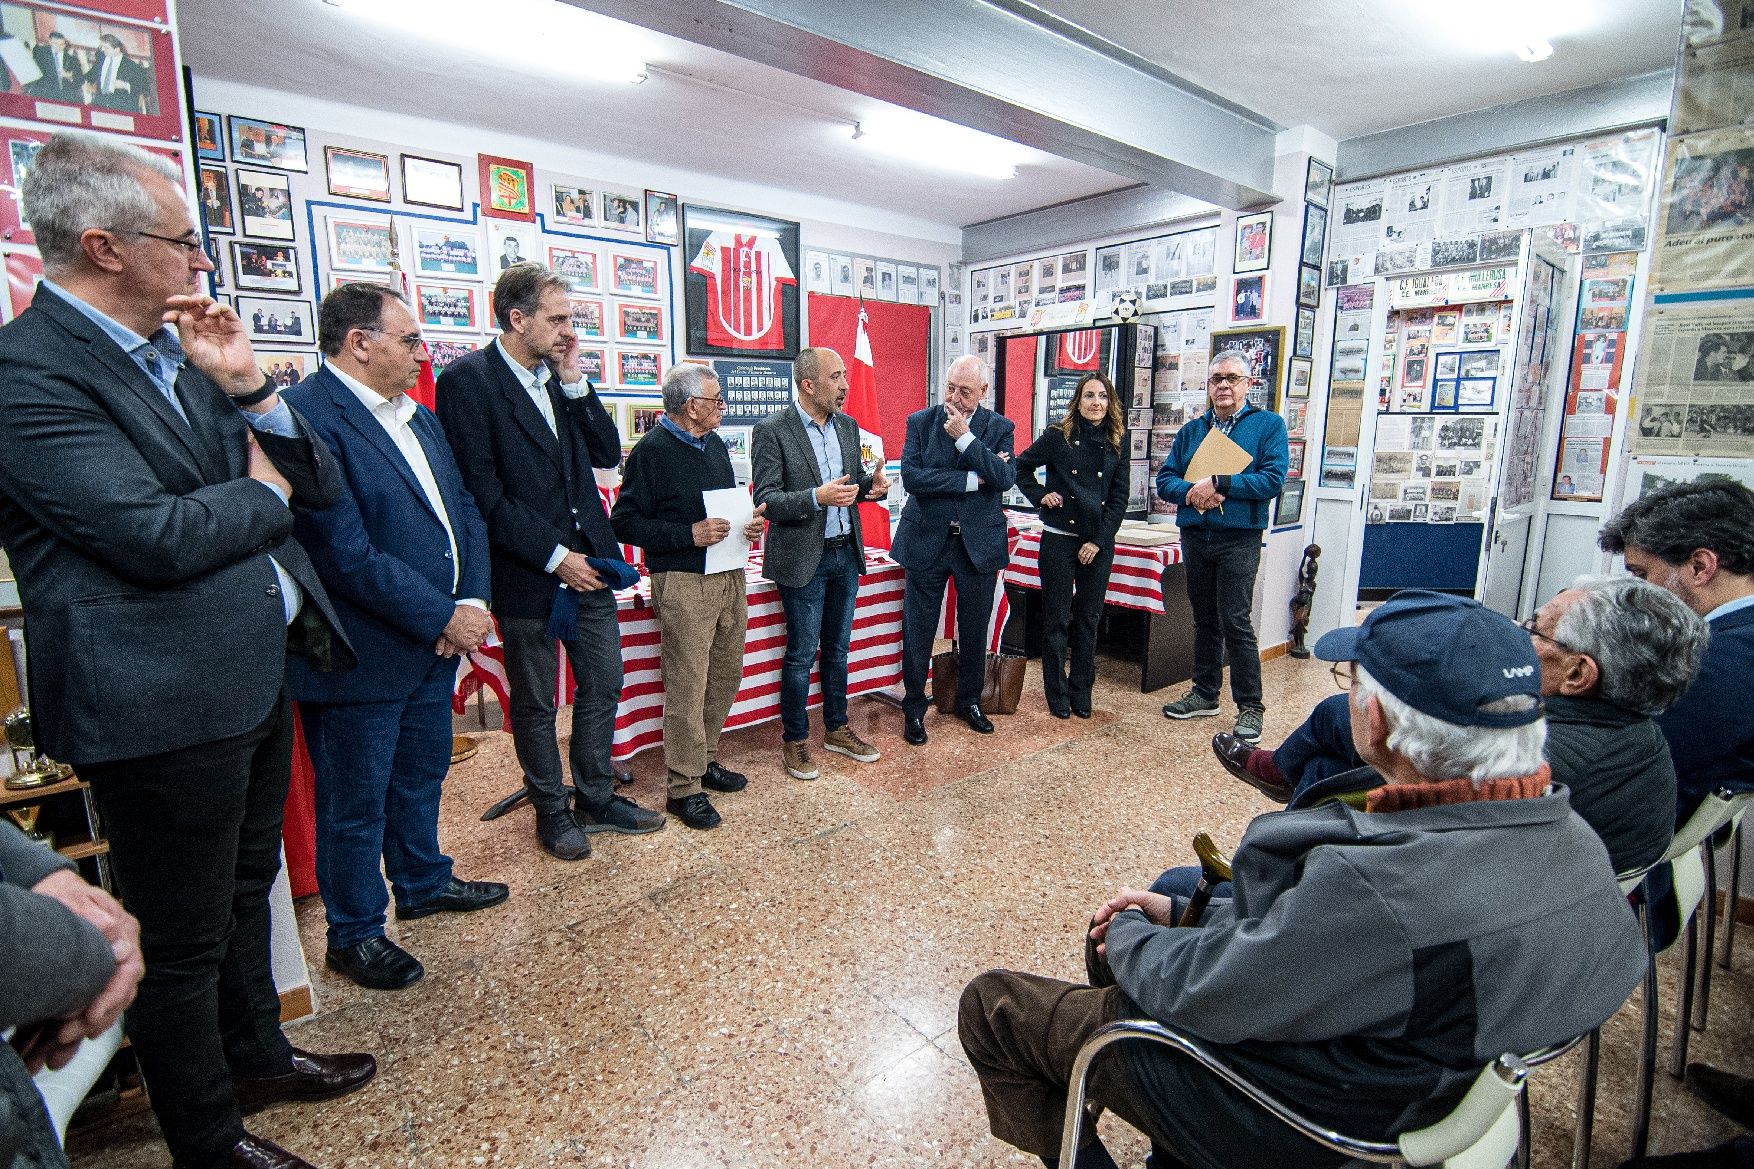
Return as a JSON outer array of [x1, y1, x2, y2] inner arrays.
[[893, 354, 1016, 745]]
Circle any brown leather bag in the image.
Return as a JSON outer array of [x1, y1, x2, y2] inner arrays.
[[931, 645, 1027, 715]]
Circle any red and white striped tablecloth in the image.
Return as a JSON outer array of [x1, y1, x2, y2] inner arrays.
[[1002, 530, 1182, 615], [609, 555, 905, 762]]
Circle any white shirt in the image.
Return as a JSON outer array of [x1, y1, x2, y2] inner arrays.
[[1704, 593, 1754, 624], [332, 366, 483, 608], [492, 338, 594, 574]]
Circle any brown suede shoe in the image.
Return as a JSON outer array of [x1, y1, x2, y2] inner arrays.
[[822, 725, 880, 763], [783, 740, 819, 780]]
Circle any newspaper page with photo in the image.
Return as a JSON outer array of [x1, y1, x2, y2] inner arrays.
[[1628, 300, 1754, 457]]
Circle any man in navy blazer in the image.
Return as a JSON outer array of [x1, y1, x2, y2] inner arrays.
[[285, 284, 508, 992], [892, 354, 1016, 745]]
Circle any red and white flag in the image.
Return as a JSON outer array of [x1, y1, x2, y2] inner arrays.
[[843, 304, 891, 551]]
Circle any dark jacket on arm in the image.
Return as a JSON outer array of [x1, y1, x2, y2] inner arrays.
[[1014, 421, 1126, 546]]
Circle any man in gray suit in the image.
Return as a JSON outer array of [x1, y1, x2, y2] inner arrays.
[[751, 347, 888, 780]]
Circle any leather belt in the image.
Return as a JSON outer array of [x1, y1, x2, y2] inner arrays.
[[823, 534, 852, 549]]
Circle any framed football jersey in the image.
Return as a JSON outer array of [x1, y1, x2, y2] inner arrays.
[[681, 203, 801, 359]]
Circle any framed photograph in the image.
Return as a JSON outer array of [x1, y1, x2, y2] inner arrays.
[[256, 351, 311, 390], [616, 349, 665, 388], [324, 146, 391, 202], [1300, 204, 1328, 268], [234, 168, 294, 240], [1459, 351, 1501, 379], [1287, 357, 1313, 399], [228, 116, 307, 172], [1274, 478, 1306, 526], [198, 164, 233, 234], [416, 282, 479, 331], [614, 301, 666, 344], [231, 241, 300, 293], [0, 9, 179, 139], [602, 190, 643, 232], [1231, 274, 1264, 323], [1458, 377, 1498, 410], [612, 253, 661, 299], [413, 227, 480, 277], [478, 153, 534, 221], [681, 203, 802, 358], [1284, 399, 1309, 438], [486, 220, 537, 272], [1433, 379, 1460, 411], [1294, 306, 1317, 359], [1233, 211, 1272, 273], [401, 155, 464, 211], [1210, 325, 1286, 412], [1297, 264, 1321, 308], [1304, 158, 1334, 209], [1434, 351, 1462, 381], [576, 346, 608, 385], [203, 237, 225, 290], [551, 183, 595, 227], [236, 295, 314, 344], [626, 400, 665, 442], [645, 190, 678, 245], [569, 298, 606, 340], [548, 245, 599, 293], [327, 218, 396, 273], [194, 112, 224, 162], [426, 338, 479, 373], [1286, 439, 1306, 478]]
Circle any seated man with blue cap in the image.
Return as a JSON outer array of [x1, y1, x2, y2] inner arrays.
[[958, 591, 1648, 1169]]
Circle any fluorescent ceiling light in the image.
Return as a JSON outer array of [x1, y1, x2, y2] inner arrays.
[[321, 0, 650, 83], [1411, 0, 1590, 62], [1516, 40, 1555, 62], [850, 111, 1026, 181]]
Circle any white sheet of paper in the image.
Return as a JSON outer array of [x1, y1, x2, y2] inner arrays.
[[702, 486, 754, 575]]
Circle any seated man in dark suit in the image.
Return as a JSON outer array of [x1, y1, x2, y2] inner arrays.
[[893, 354, 1015, 746], [1203, 575, 1705, 876], [284, 283, 508, 991]]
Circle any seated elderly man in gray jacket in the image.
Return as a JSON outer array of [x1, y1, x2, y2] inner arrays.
[[959, 592, 1648, 1169], [2, 821, 141, 1169]]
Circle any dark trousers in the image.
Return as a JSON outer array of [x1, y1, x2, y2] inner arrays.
[[901, 535, 994, 719], [499, 590, 623, 817], [1180, 527, 1264, 710], [1039, 533, 1113, 713], [777, 541, 861, 741], [82, 692, 298, 1168], [299, 656, 456, 949], [1274, 693, 1360, 797]]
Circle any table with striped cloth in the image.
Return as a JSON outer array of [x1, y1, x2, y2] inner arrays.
[[1001, 529, 1183, 613]]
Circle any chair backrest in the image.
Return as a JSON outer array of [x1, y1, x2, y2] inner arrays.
[[1666, 790, 1754, 862], [1397, 1055, 1529, 1167]]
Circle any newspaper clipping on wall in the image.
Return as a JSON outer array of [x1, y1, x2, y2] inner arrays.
[[1653, 124, 1754, 291], [1629, 299, 1754, 457]]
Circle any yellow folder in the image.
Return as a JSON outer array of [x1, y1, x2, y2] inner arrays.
[[1182, 427, 1254, 513]]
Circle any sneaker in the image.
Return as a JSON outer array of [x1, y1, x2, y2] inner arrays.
[[535, 810, 591, 860], [782, 740, 820, 780], [702, 761, 748, 792], [666, 792, 721, 830], [1161, 692, 1220, 720], [822, 725, 880, 763], [1233, 708, 1264, 744], [575, 794, 666, 835]]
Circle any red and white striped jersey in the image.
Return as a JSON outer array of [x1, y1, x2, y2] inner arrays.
[[688, 231, 795, 350], [1057, 329, 1101, 371]]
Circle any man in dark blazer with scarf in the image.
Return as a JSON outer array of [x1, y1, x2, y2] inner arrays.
[[892, 354, 1016, 745], [0, 132, 369, 1169], [437, 262, 663, 862], [285, 284, 508, 992], [751, 346, 888, 781]]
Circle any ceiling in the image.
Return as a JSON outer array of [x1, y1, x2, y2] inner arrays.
[[178, 0, 1683, 233]]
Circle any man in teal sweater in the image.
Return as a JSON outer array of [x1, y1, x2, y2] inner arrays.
[[1154, 349, 1289, 743]]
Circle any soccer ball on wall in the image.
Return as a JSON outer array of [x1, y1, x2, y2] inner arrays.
[[1106, 290, 1140, 322]]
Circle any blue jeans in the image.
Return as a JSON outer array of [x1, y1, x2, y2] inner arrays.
[[777, 541, 861, 741], [1147, 865, 1232, 910], [300, 657, 456, 948], [1274, 693, 1361, 798]]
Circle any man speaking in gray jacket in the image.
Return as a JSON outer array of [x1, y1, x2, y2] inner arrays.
[[959, 592, 1648, 1169]]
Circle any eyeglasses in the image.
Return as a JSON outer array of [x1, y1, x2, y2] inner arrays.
[[1519, 617, 1579, 655], [115, 228, 205, 256], [1209, 373, 1247, 386], [1330, 661, 1354, 691], [690, 395, 727, 410], [363, 327, 427, 353]]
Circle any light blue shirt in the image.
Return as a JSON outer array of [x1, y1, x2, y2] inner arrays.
[[796, 402, 849, 538], [659, 414, 708, 451], [1705, 593, 1754, 624], [40, 280, 301, 623]]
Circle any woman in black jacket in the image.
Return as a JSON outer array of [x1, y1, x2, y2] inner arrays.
[[1015, 372, 1128, 718]]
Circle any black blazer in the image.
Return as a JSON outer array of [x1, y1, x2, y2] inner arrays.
[[0, 286, 351, 766], [891, 404, 1015, 575], [435, 343, 622, 620], [1014, 425, 1128, 546]]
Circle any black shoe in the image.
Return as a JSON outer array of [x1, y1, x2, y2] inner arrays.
[[325, 936, 423, 990], [1049, 706, 1071, 719], [232, 1048, 377, 1115], [957, 704, 995, 734], [536, 810, 592, 860], [904, 716, 928, 745], [666, 792, 721, 829], [576, 793, 666, 834], [1211, 732, 1293, 804], [702, 761, 748, 793], [1072, 707, 1092, 719], [395, 877, 510, 920]]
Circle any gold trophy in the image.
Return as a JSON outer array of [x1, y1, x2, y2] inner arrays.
[[4, 803, 54, 851], [4, 708, 71, 790]]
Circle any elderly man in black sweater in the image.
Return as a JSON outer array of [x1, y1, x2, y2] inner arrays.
[[611, 364, 765, 830]]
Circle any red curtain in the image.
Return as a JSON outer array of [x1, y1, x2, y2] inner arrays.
[[805, 295, 930, 458]]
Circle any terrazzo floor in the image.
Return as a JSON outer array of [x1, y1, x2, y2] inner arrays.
[[68, 648, 1754, 1168]]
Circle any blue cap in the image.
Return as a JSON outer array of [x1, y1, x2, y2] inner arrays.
[[1312, 590, 1543, 728]]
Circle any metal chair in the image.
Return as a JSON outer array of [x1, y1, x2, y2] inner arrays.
[[1718, 819, 1744, 972], [1666, 790, 1752, 1076], [1690, 813, 1748, 1033], [1060, 1019, 1534, 1168]]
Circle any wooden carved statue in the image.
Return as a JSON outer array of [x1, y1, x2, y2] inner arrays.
[[1288, 544, 1321, 659]]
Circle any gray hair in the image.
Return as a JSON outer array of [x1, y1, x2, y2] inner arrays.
[[491, 261, 570, 331], [947, 353, 991, 387], [22, 133, 183, 274], [661, 362, 718, 416], [1556, 575, 1710, 716], [1355, 664, 1547, 785], [1210, 348, 1253, 373]]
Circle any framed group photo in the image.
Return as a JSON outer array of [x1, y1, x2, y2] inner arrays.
[[325, 146, 391, 202], [229, 116, 307, 172], [551, 183, 596, 227], [611, 252, 660, 299], [413, 227, 480, 277], [327, 217, 396, 273], [232, 241, 300, 294], [417, 282, 479, 331], [236, 295, 314, 344], [681, 203, 801, 359], [615, 301, 665, 344], [602, 190, 643, 232], [549, 245, 599, 293], [569, 298, 606, 340]]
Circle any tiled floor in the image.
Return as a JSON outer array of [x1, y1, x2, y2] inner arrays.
[[69, 650, 1753, 1168]]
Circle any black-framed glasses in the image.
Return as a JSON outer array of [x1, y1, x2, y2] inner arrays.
[[114, 228, 204, 256], [1520, 617, 1579, 655], [363, 327, 427, 353], [1209, 372, 1246, 386], [690, 395, 727, 410], [1330, 661, 1354, 691]]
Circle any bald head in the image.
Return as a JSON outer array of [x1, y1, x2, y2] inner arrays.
[[944, 355, 989, 416]]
